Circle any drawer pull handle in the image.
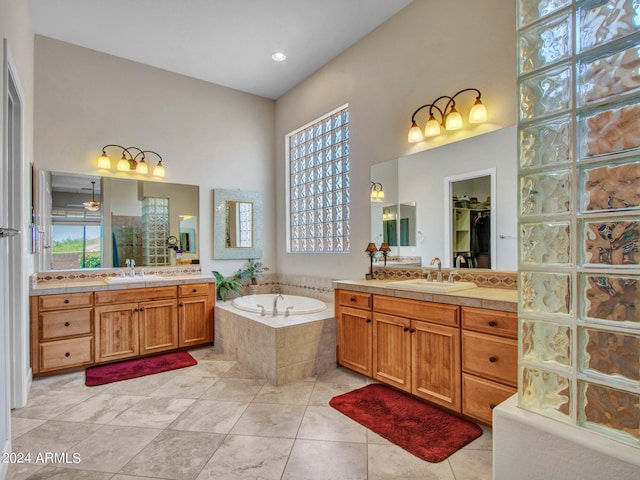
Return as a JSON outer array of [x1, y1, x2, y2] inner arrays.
[[179, 303, 184, 307], [490, 404, 496, 409], [365, 318, 372, 323], [192, 289, 197, 293], [488, 321, 496, 327], [139, 307, 145, 312], [489, 356, 497, 363], [64, 299, 70, 304], [64, 322, 70, 327], [350, 297, 356, 302], [65, 352, 70, 357], [403, 327, 409, 332], [410, 328, 416, 333]]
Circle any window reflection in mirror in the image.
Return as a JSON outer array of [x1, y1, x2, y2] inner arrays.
[[225, 201, 253, 248]]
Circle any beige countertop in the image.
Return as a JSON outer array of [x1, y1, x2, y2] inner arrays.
[[30, 274, 215, 296], [333, 278, 517, 312]]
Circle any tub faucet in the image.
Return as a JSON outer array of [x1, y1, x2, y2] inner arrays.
[[430, 257, 442, 283], [455, 254, 467, 269], [272, 294, 284, 316]]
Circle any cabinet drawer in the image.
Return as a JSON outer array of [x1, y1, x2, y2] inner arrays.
[[178, 283, 211, 297], [95, 286, 176, 305], [462, 373, 516, 425], [462, 307, 517, 339], [338, 290, 372, 310], [40, 337, 94, 372], [374, 295, 459, 327], [38, 292, 93, 311], [40, 308, 93, 340], [462, 330, 517, 386]]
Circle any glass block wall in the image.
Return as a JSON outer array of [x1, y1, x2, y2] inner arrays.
[[141, 197, 170, 266], [517, 0, 640, 445]]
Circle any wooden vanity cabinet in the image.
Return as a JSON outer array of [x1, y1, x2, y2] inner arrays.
[[335, 290, 373, 377], [461, 306, 518, 425], [373, 295, 461, 412], [178, 283, 214, 347], [94, 286, 179, 362], [30, 292, 95, 374]]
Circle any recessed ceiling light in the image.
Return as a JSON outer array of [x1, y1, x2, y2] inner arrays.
[[271, 52, 286, 62]]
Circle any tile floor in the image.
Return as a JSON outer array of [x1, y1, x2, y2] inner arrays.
[[8, 346, 493, 480]]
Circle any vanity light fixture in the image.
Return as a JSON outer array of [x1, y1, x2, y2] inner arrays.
[[407, 88, 487, 143], [96, 144, 166, 177], [370, 181, 385, 202]]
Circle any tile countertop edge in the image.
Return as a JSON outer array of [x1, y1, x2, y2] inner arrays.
[[333, 279, 517, 312], [30, 275, 216, 296]]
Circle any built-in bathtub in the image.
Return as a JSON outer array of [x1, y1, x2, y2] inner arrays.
[[215, 294, 336, 385]]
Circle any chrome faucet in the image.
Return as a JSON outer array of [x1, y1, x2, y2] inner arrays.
[[272, 294, 284, 316], [455, 254, 467, 269], [430, 257, 442, 283], [125, 258, 136, 277]]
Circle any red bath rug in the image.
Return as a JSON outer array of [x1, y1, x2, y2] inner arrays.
[[85, 351, 197, 386], [329, 383, 482, 462]]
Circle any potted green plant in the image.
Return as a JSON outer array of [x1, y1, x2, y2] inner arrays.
[[211, 271, 243, 302], [235, 259, 269, 295]]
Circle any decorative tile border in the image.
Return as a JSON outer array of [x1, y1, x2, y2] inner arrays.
[[372, 267, 518, 290], [33, 265, 203, 285]]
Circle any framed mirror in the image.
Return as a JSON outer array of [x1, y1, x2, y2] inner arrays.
[[213, 189, 263, 259]]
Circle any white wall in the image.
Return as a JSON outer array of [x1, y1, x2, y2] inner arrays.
[[34, 36, 276, 277], [275, 0, 517, 278]]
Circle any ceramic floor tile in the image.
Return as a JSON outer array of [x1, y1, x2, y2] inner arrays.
[[253, 379, 315, 405], [63, 425, 162, 473], [196, 434, 294, 480], [447, 448, 493, 480], [180, 359, 236, 377], [100, 370, 179, 396], [109, 397, 195, 429], [13, 348, 496, 480], [5, 462, 44, 480], [367, 443, 456, 480], [297, 405, 367, 443], [119, 430, 225, 479], [282, 439, 367, 480], [10, 417, 46, 439], [169, 399, 248, 434], [149, 375, 217, 399], [53, 393, 145, 424], [200, 377, 264, 402], [230, 403, 306, 438], [10, 420, 102, 457], [11, 390, 95, 420]]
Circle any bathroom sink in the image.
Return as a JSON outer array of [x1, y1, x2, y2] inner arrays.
[[386, 279, 478, 293], [105, 275, 165, 284]]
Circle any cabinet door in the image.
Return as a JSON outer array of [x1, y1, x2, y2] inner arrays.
[[139, 299, 179, 355], [373, 312, 411, 392], [179, 296, 212, 347], [412, 320, 461, 412], [95, 303, 140, 362], [337, 305, 372, 376]]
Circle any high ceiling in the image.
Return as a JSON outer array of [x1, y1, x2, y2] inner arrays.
[[30, 0, 413, 99]]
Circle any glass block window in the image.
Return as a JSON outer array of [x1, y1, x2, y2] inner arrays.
[[286, 105, 350, 252], [226, 201, 252, 248], [142, 197, 170, 266]]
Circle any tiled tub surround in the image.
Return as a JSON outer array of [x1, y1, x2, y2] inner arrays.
[[214, 300, 336, 386]]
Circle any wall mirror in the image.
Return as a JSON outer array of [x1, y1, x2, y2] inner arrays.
[[370, 126, 517, 271], [38, 171, 199, 271], [213, 188, 263, 259]]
